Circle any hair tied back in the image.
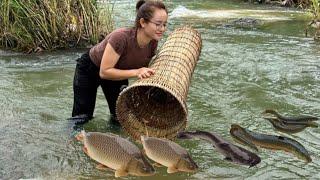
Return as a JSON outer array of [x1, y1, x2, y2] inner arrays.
[[136, 0, 146, 11]]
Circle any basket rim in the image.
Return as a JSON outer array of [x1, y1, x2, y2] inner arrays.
[[117, 82, 188, 116]]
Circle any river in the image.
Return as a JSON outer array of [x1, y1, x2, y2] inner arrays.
[[1, 0, 320, 179]]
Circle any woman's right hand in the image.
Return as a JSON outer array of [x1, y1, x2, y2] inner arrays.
[[136, 67, 155, 79]]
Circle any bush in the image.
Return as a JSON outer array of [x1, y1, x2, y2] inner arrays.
[[0, 0, 114, 52]]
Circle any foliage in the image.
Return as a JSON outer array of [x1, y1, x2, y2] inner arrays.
[[0, 0, 114, 52], [297, 0, 311, 9], [309, 0, 320, 20]]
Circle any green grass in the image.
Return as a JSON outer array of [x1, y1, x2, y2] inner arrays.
[[0, 0, 114, 52], [309, 0, 320, 20]]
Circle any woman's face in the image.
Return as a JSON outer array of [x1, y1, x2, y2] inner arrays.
[[141, 9, 168, 41]]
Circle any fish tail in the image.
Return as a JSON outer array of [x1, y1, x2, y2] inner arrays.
[[296, 151, 312, 163], [75, 130, 85, 141], [307, 121, 318, 128], [306, 156, 312, 163]]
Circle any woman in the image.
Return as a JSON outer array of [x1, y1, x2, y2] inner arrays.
[[70, 0, 168, 125]]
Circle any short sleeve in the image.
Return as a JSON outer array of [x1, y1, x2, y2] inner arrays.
[[108, 31, 127, 56], [150, 40, 158, 57]]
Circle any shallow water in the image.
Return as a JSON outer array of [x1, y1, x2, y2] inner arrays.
[[1, 1, 320, 179]]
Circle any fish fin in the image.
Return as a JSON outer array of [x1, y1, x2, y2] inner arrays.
[[83, 146, 89, 156], [167, 166, 179, 174], [115, 168, 128, 177], [308, 122, 319, 128], [75, 132, 84, 141], [153, 162, 163, 167], [96, 164, 109, 170], [141, 149, 146, 155]]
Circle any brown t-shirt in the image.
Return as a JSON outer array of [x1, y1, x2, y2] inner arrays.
[[89, 27, 158, 69]]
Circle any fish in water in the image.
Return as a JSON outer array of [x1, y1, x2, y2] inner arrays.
[[141, 136, 198, 173], [177, 130, 261, 167], [230, 124, 312, 163], [262, 109, 318, 122], [76, 131, 155, 177], [263, 117, 318, 134], [262, 109, 318, 133]]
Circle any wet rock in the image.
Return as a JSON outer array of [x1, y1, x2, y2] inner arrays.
[[219, 18, 262, 29], [230, 18, 262, 28]]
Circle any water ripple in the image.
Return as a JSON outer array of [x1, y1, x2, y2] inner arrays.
[[1, 1, 320, 179]]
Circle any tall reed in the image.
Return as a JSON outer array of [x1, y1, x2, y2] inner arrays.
[[309, 0, 320, 19], [0, 0, 114, 52]]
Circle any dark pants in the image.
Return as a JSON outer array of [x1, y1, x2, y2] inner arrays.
[[72, 52, 128, 121]]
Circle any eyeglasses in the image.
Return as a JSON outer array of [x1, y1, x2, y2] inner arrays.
[[148, 20, 167, 30]]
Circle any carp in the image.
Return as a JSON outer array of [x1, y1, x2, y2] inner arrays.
[[141, 136, 198, 173], [76, 131, 155, 177]]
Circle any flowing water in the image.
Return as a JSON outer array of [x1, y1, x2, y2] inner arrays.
[[1, 0, 320, 179]]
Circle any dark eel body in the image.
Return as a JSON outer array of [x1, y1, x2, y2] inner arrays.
[[230, 124, 312, 163], [262, 109, 318, 133], [264, 117, 318, 134], [177, 130, 261, 167], [263, 109, 318, 122]]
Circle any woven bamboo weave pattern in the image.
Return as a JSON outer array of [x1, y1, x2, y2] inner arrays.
[[116, 26, 202, 140]]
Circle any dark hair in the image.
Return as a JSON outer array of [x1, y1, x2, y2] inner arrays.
[[135, 0, 167, 28]]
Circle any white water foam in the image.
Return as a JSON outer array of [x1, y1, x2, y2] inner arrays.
[[170, 5, 298, 21]]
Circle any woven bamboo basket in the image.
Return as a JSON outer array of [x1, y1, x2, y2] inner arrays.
[[116, 26, 202, 140]]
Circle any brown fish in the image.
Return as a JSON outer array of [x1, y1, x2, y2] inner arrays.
[[141, 136, 198, 174], [76, 131, 155, 177]]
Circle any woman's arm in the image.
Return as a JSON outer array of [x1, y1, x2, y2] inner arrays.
[[99, 43, 155, 80]]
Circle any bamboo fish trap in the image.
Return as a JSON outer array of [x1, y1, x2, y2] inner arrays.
[[116, 26, 202, 140]]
